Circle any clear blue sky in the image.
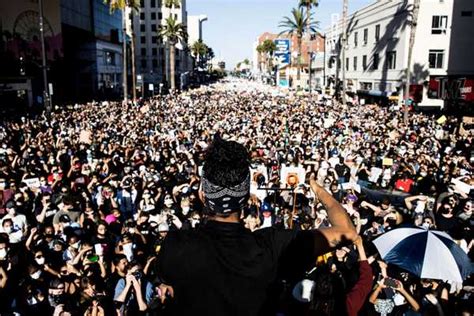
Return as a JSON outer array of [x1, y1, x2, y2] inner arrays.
[[187, 0, 374, 69]]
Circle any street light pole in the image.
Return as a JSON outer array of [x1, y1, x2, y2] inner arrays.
[[341, 0, 348, 106], [38, 0, 51, 113]]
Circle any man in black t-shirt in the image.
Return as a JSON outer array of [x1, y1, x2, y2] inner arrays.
[[156, 136, 357, 316]]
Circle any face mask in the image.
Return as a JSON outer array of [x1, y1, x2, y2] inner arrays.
[[30, 270, 42, 280], [35, 257, 45, 265], [71, 241, 80, 249], [420, 172, 427, 177], [27, 296, 38, 306], [48, 294, 63, 306], [191, 219, 200, 227], [164, 200, 173, 207], [0, 248, 7, 260], [422, 223, 431, 230], [4, 227, 12, 234], [182, 206, 190, 215]]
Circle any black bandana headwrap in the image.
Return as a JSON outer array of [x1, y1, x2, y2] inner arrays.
[[202, 174, 250, 214]]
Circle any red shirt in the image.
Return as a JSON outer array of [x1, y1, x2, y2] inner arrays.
[[346, 261, 373, 316], [394, 178, 414, 193]]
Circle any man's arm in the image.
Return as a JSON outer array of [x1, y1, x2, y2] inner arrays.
[[310, 174, 357, 247]]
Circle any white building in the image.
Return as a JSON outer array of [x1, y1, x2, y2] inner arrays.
[[133, 0, 192, 93], [323, 0, 474, 107], [188, 15, 208, 46]]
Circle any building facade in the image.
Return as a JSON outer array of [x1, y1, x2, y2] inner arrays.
[[324, 0, 474, 107], [133, 0, 192, 93], [188, 15, 207, 46], [253, 32, 325, 89]]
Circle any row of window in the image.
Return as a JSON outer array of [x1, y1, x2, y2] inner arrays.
[[141, 47, 164, 56], [343, 49, 444, 72], [140, 11, 163, 20], [351, 15, 453, 48], [140, 36, 162, 44], [140, 0, 158, 8], [140, 58, 180, 69], [140, 24, 158, 32], [344, 51, 396, 71]]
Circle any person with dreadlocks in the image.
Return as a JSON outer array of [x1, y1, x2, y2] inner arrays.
[[156, 135, 357, 316]]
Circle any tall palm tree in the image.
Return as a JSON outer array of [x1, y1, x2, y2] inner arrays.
[[299, 0, 319, 39], [261, 39, 276, 75], [159, 16, 188, 91], [279, 7, 317, 84], [164, 0, 180, 8], [104, 0, 140, 101], [191, 39, 208, 70], [404, 0, 420, 125]]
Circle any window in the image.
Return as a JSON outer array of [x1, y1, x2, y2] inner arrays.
[[141, 59, 147, 68], [140, 0, 144, 8], [346, 57, 349, 71], [141, 36, 146, 44], [375, 24, 380, 42], [151, 0, 156, 8], [363, 28, 368, 45], [104, 51, 115, 66], [354, 32, 358, 47], [151, 24, 157, 32], [141, 48, 146, 56], [152, 48, 157, 56], [153, 59, 158, 68], [140, 12, 145, 20], [353, 56, 357, 71], [151, 12, 156, 20], [360, 82, 372, 90], [461, 11, 473, 17], [363, 55, 367, 70], [429, 50, 444, 68], [373, 53, 379, 70], [432, 16, 448, 34], [140, 24, 146, 32], [386, 51, 396, 69], [152, 36, 157, 44], [158, 12, 163, 19]]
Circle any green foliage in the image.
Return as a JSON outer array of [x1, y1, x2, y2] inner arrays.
[[159, 16, 188, 45]]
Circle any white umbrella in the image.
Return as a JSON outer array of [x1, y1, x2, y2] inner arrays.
[[373, 227, 473, 283]]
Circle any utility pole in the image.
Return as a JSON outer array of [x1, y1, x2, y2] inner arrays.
[[341, 0, 348, 106], [404, 0, 420, 125], [308, 51, 312, 93], [38, 0, 51, 113], [122, 8, 128, 102]]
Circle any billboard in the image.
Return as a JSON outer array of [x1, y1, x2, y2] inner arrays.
[[0, 0, 63, 61], [274, 39, 290, 66]]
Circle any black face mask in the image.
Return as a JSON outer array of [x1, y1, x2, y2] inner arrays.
[[48, 294, 64, 306]]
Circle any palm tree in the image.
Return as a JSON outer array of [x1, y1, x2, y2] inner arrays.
[[404, 0, 420, 125], [279, 7, 317, 84], [104, 0, 140, 101], [299, 0, 319, 39], [261, 39, 276, 75], [159, 16, 188, 91], [164, 0, 180, 8], [191, 39, 208, 70]]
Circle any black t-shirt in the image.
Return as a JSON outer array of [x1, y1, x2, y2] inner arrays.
[[156, 220, 330, 316]]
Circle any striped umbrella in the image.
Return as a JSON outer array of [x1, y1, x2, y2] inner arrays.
[[373, 227, 473, 283]]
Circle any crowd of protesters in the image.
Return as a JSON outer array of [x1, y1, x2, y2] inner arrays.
[[0, 78, 472, 315]]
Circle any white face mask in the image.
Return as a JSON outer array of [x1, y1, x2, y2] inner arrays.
[[4, 227, 12, 234], [0, 248, 7, 260], [164, 200, 173, 207], [71, 242, 80, 249], [182, 206, 190, 215], [422, 223, 430, 230], [30, 270, 42, 280], [35, 257, 45, 265]]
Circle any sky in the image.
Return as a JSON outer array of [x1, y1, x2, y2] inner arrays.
[[187, 0, 374, 69]]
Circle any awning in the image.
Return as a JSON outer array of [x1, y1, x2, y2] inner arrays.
[[357, 89, 388, 97]]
